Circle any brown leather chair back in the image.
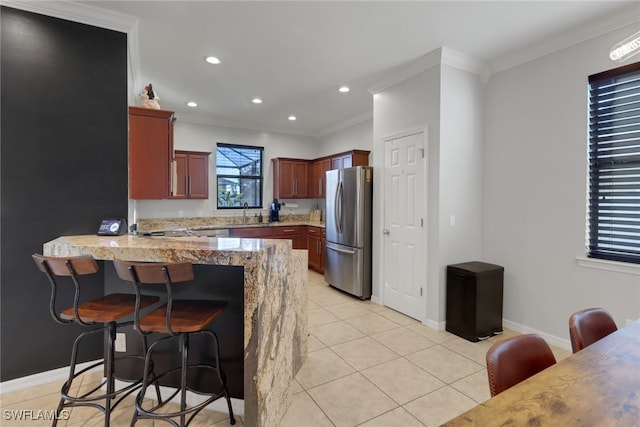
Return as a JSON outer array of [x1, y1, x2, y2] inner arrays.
[[486, 334, 556, 397], [569, 308, 617, 353]]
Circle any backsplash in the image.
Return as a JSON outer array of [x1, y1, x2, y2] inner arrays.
[[137, 213, 315, 232]]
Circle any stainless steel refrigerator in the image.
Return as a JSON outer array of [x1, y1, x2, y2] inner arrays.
[[324, 166, 373, 299]]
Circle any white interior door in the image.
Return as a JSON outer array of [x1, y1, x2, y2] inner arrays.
[[383, 131, 426, 320]]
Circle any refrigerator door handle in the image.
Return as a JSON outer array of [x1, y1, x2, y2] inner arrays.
[[326, 245, 355, 255], [334, 180, 344, 234]]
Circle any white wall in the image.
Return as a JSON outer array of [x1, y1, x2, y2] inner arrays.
[[483, 23, 640, 343], [317, 119, 373, 158], [133, 120, 318, 219], [438, 63, 485, 319], [371, 51, 485, 325], [372, 62, 444, 313]]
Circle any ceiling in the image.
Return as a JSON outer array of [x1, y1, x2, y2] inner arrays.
[[21, 1, 640, 136]]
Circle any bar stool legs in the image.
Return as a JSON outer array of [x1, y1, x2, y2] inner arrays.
[[112, 260, 236, 427], [32, 254, 160, 427], [131, 330, 235, 426]]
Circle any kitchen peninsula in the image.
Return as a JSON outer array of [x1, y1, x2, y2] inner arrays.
[[43, 233, 308, 427]]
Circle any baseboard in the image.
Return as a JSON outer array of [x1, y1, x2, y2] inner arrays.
[[502, 319, 571, 351], [419, 317, 572, 351], [0, 360, 103, 394], [423, 318, 445, 331]]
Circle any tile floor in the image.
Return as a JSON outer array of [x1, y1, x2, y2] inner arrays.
[[0, 270, 571, 426]]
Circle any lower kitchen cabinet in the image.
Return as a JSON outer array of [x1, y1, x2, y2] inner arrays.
[[307, 226, 325, 273], [229, 227, 274, 238], [230, 225, 321, 268], [273, 225, 306, 249]]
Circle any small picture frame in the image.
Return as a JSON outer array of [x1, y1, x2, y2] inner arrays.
[[97, 218, 127, 236]]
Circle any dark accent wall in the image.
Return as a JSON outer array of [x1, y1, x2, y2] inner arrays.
[[1, 7, 128, 381]]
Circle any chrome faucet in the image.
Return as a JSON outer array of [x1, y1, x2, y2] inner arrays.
[[243, 203, 249, 224]]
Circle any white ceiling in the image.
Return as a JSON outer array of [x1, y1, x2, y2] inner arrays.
[[8, 1, 640, 136]]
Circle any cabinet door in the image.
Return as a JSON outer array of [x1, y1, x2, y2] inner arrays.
[[173, 151, 209, 199], [274, 225, 305, 249], [172, 152, 188, 198], [230, 227, 274, 238], [308, 235, 322, 271], [292, 161, 308, 198], [272, 159, 309, 199], [187, 153, 209, 198], [331, 156, 344, 170], [310, 158, 331, 198], [129, 107, 174, 199]]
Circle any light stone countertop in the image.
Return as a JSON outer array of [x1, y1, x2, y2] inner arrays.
[[138, 215, 324, 233], [43, 234, 308, 427]]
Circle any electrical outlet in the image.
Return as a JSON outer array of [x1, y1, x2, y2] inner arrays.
[[115, 333, 126, 352]]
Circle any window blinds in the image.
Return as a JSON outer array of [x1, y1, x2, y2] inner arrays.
[[588, 62, 640, 264]]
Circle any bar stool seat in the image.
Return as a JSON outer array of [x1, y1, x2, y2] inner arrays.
[[113, 260, 236, 427], [32, 254, 160, 427]]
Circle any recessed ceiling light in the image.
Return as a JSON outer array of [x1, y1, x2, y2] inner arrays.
[[338, 86, 350, 93], [205, 56, 221, 64], [288, 115, 296, 121], [252, 98, 263, 104], [186, 101, 198, 107]]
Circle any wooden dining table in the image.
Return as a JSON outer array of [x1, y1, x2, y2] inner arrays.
[[442, 320, 640, 426]]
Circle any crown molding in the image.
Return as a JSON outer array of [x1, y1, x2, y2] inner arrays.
[[177, 111, 320, 139], [489, 3, 640, 75], [368, 48, 443, 95], [1, 1, 136, 33], [319, 111, 373, 137], [368, 47, 487, 95]]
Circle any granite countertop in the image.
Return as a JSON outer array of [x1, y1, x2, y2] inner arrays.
[[138, 216, 325, 233], [42, 234, 285, 264], [42, 233, 308, 427]]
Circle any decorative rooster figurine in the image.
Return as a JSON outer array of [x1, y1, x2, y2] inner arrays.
[[140, 83, 160, 109]]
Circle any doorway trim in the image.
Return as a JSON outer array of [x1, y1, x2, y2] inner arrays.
[[377, 126, 428, 322]]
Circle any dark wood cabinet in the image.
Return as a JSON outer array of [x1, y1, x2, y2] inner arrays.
[[273, 225, 306, 249], [272, 158, 309, 199], [273, 151, 369, 201], [331, 150, 370, 170], [307, 226, 325, 273], [128, 107, 175, 199], [173, 150, 210, 199], [229, 227, 274, 238], [310, 158, 331, 198]]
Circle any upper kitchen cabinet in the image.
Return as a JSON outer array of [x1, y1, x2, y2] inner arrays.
[[272, 158, 309, 199], [331, 150, 370, 170], [128, 106, 175, 199], [173, 150, 210, 199], [310, 158, 331, 198]]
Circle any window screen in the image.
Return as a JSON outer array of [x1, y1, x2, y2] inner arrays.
[[216, 143, 263, 209]]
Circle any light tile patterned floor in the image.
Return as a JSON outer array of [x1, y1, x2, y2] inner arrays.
[[0, 270, 571, 426]]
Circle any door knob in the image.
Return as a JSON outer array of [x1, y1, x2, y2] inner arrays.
[[383, 229, 390, 235]]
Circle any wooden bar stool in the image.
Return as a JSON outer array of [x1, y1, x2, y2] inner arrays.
[[113, 260, 236, 426], [32, 254, 160, 426]]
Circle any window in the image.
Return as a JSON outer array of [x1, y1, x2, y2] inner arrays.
[[216, 143, 263, 209], [588, 62, 640, 264]]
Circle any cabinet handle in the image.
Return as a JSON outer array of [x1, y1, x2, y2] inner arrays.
[[318, 178, 322, 195], [282, 229, 295, 233], [187, 176, 191, 195], [293, 179, 298, 195]]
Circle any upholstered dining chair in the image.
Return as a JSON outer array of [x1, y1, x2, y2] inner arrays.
[[486, 334, 556, 397], [568, 307, 618, 353]]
